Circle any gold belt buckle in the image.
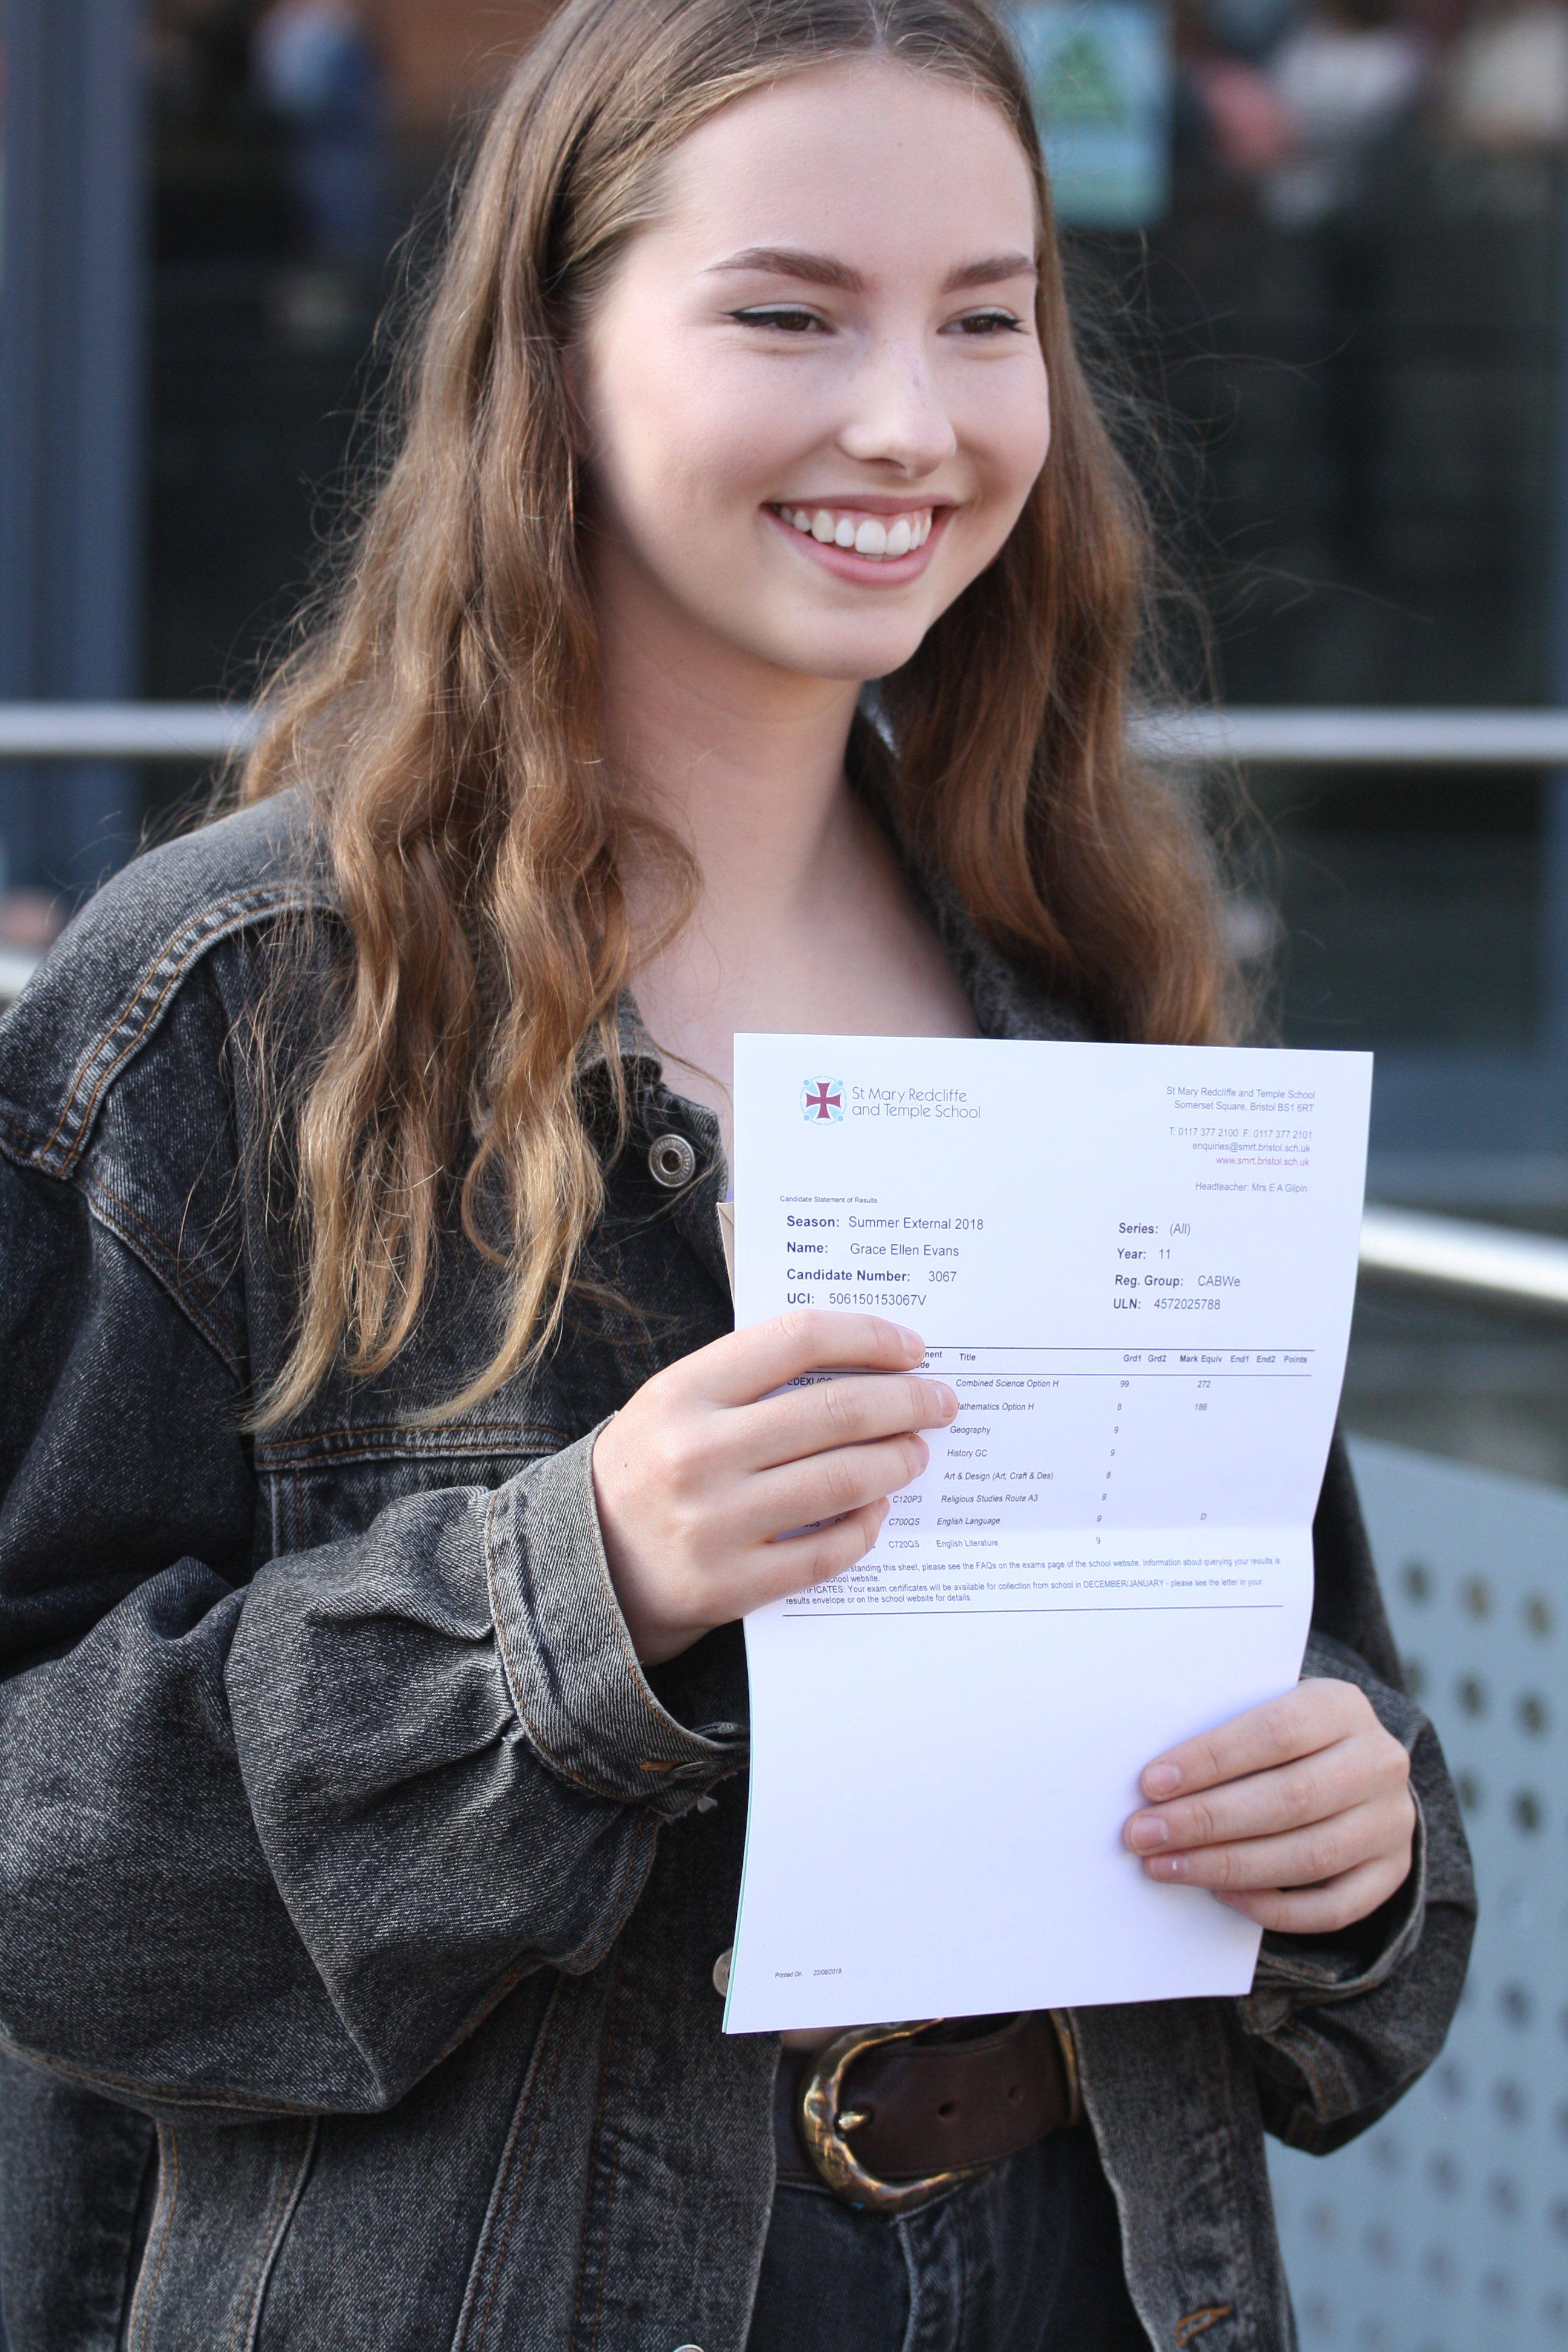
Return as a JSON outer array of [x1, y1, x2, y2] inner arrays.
[[798, 2020, 987, 2217]]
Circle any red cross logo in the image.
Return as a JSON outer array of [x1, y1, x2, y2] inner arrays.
[[803, 1080, 841, 1121]]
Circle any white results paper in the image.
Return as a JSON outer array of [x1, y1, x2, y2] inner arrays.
[[722, 1036, 1372, 2034]]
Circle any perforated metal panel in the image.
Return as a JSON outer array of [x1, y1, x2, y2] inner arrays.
[[1268, 1437, 1568, 2350]]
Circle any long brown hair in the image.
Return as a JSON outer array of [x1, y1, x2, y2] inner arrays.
[[241, 0, 1236, 1426]]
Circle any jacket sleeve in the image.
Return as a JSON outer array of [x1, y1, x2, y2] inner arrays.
[[1236, 1436, 1477, 2151], [0, 975, 744, 2125]]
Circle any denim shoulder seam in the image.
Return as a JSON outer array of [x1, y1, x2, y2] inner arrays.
[[10, 880, 327, 1180], [0, 1151, 247, 1381], [74, 1159, 246, 1367]]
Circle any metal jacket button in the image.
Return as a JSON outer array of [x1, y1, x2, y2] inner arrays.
[[648, 1132, 697, 1189]]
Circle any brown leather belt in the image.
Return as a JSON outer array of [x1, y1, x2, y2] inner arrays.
[[774, 2013, 1082, 2217]]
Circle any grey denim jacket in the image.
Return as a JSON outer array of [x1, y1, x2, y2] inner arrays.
[[0, 794, 1474, 2352]]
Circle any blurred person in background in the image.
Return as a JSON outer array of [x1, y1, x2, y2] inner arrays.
[[252, 0, 391, 266], [1261, 0, 1426, 567], [1444, 0, 1568, 149], [1183, 0, 1301, 175], [1178, 0, 1427, 580], [1261, 0, 1426, 225], [149, 0, 299, 262]]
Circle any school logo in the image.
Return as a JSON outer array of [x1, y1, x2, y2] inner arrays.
[[801, 1077, 844, 1123]]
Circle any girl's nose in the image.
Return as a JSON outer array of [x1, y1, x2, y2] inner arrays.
[[836, 339, 958, 477]]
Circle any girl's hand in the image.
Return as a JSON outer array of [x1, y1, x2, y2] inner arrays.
[[1123, 1679, 1416, 1935], [592, 1312, 956, 1665]]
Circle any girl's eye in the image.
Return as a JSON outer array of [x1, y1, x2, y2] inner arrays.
[[730, 305, 826, 336], [949, 309, 1026, 337]]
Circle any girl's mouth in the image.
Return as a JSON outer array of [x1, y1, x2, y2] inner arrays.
[[771, 503, 936, 560]]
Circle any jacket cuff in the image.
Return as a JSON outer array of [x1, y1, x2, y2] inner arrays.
[[1246, 1786, 1428, 2025], [485, 1425, 746, 1816], [1243, 1626, 1431, 2022]]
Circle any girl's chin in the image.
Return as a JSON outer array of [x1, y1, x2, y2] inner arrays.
[[724, 613, 933, 682], [756, 640, 927, 685]]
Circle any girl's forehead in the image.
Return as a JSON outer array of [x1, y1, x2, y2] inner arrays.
[[650, 59, 1039, 252]]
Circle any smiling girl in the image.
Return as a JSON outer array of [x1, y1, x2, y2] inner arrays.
[[0, 1, 1472, 2347]]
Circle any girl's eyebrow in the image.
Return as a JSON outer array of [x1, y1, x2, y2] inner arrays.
[[943, 251, 1038, 291], [708, 246, 864, 290], [707, 246, 1038, 293]]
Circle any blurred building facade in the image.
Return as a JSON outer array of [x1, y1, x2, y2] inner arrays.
[[5, 12, 1568, 2351], [139, 0, 549, 706], [1137, 0, 1568, 1214], [2, 0, 1568, 1191]]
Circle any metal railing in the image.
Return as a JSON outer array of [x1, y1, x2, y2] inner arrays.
[[0, 930, 1560, 1315], [0, 703, 256, 761], [1359, 1205, 1568, 1314], [0, 952, 39, 1005], [5, 703, 1568, 1318], [5, 701, 1568, 768], [1130, 705, 1568, 768]]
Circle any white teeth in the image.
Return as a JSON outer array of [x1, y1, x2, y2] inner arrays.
[[782, 506, 935, 558]]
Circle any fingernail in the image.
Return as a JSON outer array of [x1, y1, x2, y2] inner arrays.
[[1143, 1763, 1181, 1798], [895, 1325, 925, 1357], [932, 1382, 958, 1417], [1128, 1814, 1169, 1852], [1148, 1854, 1189, 1879]]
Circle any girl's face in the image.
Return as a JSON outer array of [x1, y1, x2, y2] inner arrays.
[[577, 60, 1052, 688]]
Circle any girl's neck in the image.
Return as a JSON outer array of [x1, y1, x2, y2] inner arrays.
[[598, 569, 864, 926]]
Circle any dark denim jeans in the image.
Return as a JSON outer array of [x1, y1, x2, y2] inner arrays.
[[746, 2134, 1148, 2352]]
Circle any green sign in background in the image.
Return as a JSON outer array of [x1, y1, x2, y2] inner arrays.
[[1010, 0, 1173, 229]]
